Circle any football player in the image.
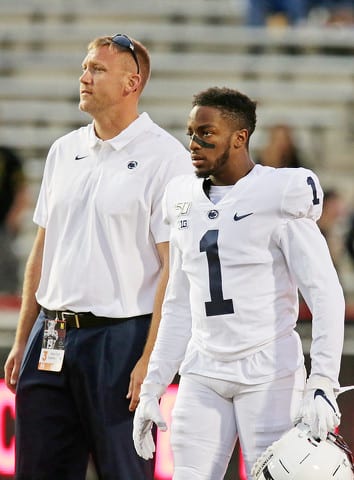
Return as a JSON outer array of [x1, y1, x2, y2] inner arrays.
[[133, 87, 345, 479]]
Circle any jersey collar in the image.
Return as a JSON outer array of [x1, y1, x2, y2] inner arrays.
[[88, 112, 153, 152]]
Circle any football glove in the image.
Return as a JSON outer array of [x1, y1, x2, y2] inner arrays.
[[298, 375, 340, 441], [133, 383, 167, 460]]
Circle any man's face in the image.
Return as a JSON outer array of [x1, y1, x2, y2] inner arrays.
[[187, 105, 233, 179], [79, 45, 131, 116]]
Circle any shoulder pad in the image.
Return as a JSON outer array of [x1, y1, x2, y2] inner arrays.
[[281, 168, 323, 221]]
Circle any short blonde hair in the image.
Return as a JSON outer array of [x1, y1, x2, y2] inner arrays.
[[88, 35, 151, 91]]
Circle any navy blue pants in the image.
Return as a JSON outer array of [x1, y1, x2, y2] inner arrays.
[[15, 310, 155, 480]]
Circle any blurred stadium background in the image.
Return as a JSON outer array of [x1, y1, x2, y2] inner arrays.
[[0, 1, 353, 479]]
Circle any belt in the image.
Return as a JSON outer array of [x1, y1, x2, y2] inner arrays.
[[42, 308, 146, 329]]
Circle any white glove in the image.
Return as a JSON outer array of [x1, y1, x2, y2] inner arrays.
[[133, 383, 167, 460], [299, 375, 340, 441]]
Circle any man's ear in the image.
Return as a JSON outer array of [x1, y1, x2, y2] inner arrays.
[[233, 129, 249, 148], [126, 73, 141, 93]]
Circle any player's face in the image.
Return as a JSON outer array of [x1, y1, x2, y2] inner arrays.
[[187, 105, 233, 179], [79, 45, 134, 116]]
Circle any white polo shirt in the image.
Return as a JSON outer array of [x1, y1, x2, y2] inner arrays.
[[34, 112, 192, 317]]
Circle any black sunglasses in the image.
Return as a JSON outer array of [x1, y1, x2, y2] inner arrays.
[[111, 34, 140, 74]]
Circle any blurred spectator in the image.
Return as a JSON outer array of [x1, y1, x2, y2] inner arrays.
[[244, 0, 354, 27], [0, 146, 28, 294], [317, 189, 347, 269], [245, 0, 308, 27], [326, 3, 354, 25], [345, 212, 354, 267], [255, 124, 304, 168], [308, 0, 354, 26]]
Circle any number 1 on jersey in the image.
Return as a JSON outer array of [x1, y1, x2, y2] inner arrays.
[[307, 176, 320, 205], [200, 230, 234, 316]]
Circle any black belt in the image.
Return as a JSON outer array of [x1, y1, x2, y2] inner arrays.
[[42, 308, 150, 329]]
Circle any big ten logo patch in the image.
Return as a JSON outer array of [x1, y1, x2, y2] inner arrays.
[[178, 219, 188, 230]]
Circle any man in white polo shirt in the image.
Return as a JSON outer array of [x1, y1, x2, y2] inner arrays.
[[4, 34, 191, 480]]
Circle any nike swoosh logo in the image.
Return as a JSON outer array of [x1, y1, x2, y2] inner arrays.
[[75, 155, 88, 160], [234, 212, 254, 221]]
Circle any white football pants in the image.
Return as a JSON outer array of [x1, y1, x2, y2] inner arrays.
[[170, 367, 305, 479]]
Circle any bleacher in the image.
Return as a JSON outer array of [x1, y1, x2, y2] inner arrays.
[[0, 0, 354, 296], [1, 3, 354, 478]]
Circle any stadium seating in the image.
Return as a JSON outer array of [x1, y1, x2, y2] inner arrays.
[[0, 0, 353, 294], [0, 3, 354, 479]]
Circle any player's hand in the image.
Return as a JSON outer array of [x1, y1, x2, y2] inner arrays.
[[133, 383, 167, 460], [298, 375, 340, 441]]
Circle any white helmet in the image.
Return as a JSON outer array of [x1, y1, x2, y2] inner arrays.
[[251, 423, 354, 480]]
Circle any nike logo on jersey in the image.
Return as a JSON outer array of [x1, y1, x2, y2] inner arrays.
[[234, 212, 253, 221], [75, 155, 88, 160]]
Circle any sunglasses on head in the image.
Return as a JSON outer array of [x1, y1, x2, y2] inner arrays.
[[111, 34, 140, 74]]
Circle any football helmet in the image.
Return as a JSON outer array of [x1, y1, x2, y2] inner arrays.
[[251, 422, 354, 480]]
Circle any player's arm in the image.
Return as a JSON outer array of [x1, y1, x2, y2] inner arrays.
[[280, 217, 345, 385], [4, 226, 45, 392], [142, 178, 193, 387], [127, 240, 169, 412], [279, 169, 344, 386], [133, 240, 192, 459], [128, 175, 192, 411], [278, 169, 345, 439], [280, 216, 345, 440], [145, 239, 192, 387]]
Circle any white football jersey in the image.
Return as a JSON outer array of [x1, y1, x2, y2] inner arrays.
[[146, 165, 345, 388]]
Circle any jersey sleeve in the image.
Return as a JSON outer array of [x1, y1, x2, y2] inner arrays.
[[280, 167, 323, 221], [278, 217, 345, 389], [149, 148, 191, 245], [161, 175, 187, 226], [279, 168, 344, 387], [145, 222, 192, 388]]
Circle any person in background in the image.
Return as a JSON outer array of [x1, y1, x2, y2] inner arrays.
[[0, 145, 28, 294], [345, 210, 354, 268], [245, 0, 308, 26], [308, 0, 354, 26], [4, 33, 191, 480], [133, 87, 345, 479], [317, 188, 348, 270], [256, 123, 303, 168]]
